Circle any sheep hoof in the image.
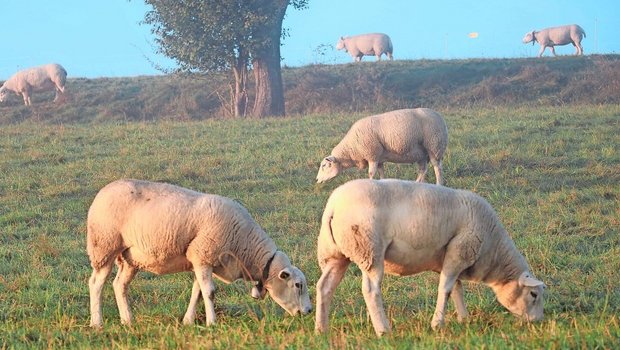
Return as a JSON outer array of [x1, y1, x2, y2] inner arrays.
[[430, 318, 445, 331]]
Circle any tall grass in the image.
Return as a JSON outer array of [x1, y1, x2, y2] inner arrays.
[[0, 104, 619, 348]]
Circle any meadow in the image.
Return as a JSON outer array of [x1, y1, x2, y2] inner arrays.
[[0, 104, 619, 349]]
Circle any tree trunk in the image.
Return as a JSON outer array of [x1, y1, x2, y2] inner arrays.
[[251, 1, 288, 118], [232, 60, 248, 117]]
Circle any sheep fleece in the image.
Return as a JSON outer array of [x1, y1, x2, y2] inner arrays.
[[87, 179, 276, 277], [318, 179, 514, 277]]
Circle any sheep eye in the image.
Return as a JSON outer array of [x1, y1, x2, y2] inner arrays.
[[295, 282, 302, 289], [530, 291, 538, 299]]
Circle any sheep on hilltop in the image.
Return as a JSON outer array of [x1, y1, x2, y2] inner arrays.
[[0, 63, 67, 106]]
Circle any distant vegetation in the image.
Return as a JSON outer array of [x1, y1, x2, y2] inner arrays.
[[1, 54, 619, 124]]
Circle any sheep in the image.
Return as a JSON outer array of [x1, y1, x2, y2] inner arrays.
[[0, 63, 67, 106], [315, 179, 545, 336], [522, 24, 586, 57], [316, 108, 448, 185], [336, 33, 393, 62], [87, 179, 312, 328]]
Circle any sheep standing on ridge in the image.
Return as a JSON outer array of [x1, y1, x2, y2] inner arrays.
[[336, 33, 393, 62], [87, 179, 312, 328], [316, 108, 448, 185], [0, 63, 67, 106], [522, 24, 586, 57], [315, 179, 545, 336]]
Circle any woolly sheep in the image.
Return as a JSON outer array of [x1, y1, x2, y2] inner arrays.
[[522, 24, 586, 57], [87, 179, 312, 328], [0, 63, 67, 106], [316, 108, 448, 185], [336, 33, 393, 62], [315, 179, 545, 336]]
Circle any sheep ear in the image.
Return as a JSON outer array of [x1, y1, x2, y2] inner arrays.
[[519, 272, 544, 288], [324, 156, 336, 163], [278, 268, 291, 280]]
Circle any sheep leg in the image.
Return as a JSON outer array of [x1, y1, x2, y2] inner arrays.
[[368, 161, 379, 179], [377, 163, 385, 179], [88, 261, 114, 328], [415, 160, 428, 183], [21, 91, 31, 106], [430, 158, 443, 185], [194, 265, 217, 326], [387, 52, 394, 61], [315, 259, 350, 334], [182, 277, 202, 325], [550, 46, 557, 56], [575, 43, 583, 56], [431, 271, 459, 330], [362, 264, 390, 336], [112, 257, 138, 325], [451, 280, 469, 322], [538, 46, 546, 57]]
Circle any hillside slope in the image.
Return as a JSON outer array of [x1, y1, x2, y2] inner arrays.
[[1, 55, 618, 123]]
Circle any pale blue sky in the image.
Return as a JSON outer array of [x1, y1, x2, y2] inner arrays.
[[1, 1, 618, 79]]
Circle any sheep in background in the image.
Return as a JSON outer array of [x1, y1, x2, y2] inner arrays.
[[87, 179, 312, 328], [315, 179, 545, 336], [336, 33, 393, 62], [0, 63, 67, 106], [522, 24, 586, 57], [316, 108, 448, 185]]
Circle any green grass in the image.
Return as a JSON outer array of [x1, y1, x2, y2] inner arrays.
[[0, 104, 619, 349]]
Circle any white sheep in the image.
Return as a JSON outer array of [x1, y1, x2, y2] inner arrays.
[[315, 179, 545, 336], [316, 108, 448, 185], [87, 179, 312, 328], [522, 24, 586, 57], [336, 33, 393, 62], [0, 63, 67, 106]]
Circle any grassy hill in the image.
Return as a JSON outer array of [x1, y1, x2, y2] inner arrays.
[[1, 104, 619, 348], [1, 54, 619, 347], [1, 54, 619, 123]]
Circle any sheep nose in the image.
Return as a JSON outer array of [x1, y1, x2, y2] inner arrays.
[[302, 306, 313, 315]]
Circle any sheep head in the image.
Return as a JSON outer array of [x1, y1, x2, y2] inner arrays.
[[316, 156, 341, 183], [522, 31, 536, 44], [494, 271, 545, 322], [336, 37, 346, 51], [264, 252, 312, 316]]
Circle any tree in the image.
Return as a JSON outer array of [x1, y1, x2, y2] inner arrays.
[[142, 0, 308, 118]]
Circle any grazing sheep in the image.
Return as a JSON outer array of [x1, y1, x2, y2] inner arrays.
[[336, 33, 393, 62], [315, 179, 545, 336], [0, 63, 67, 106], [316, 108, 448, 185], [522, 24, 586, 57], [87, 179, 312, 328]]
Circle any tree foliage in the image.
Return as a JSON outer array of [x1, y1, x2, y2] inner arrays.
[[142, 0, 308, 117]]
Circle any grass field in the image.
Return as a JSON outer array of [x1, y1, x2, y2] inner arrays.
[[0, 104, 619, 348]]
